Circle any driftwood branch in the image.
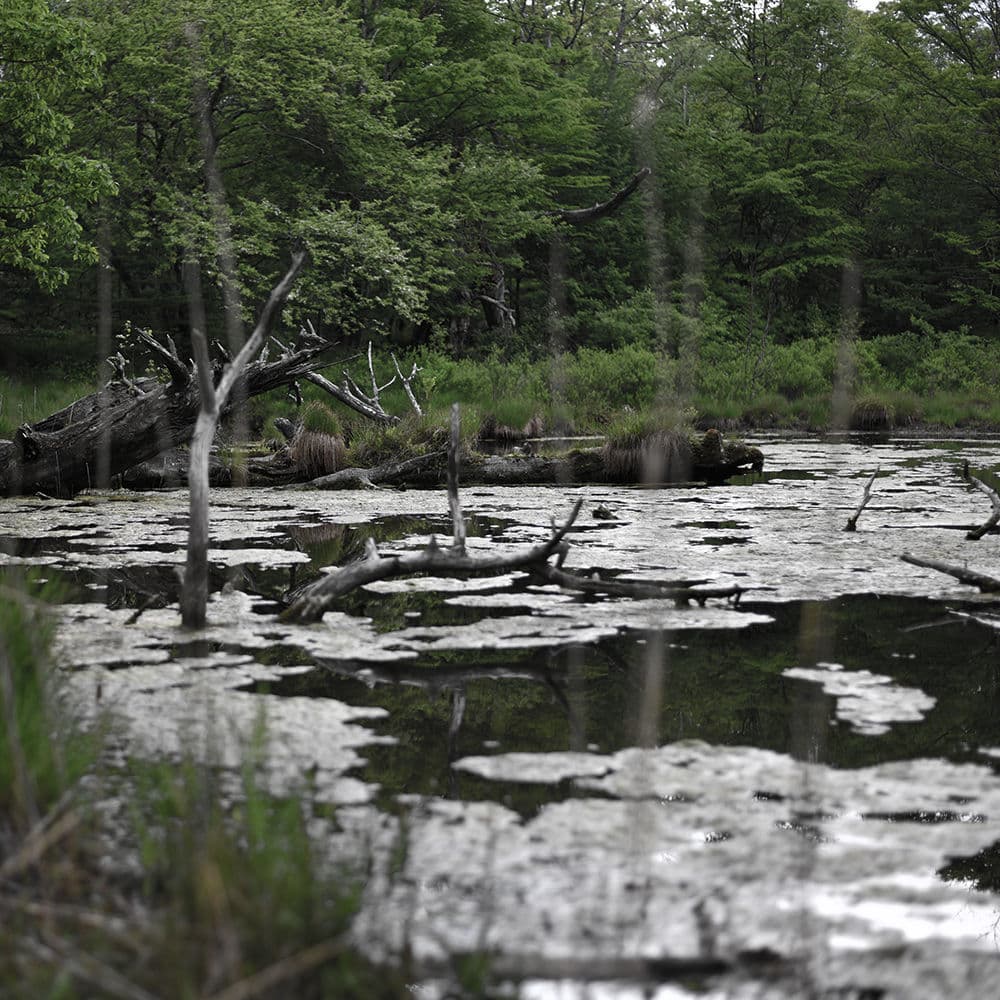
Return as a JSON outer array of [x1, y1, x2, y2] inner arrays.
[[553, 167, 651, 225], [964, 466, 1000, 541], [900, 553, 1000, 593], [844, 468, 878, 532]]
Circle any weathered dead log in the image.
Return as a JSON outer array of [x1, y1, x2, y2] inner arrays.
[[0, 307, 331, 497], [304, 441, 763, 491], [900, 553, 1000, 593], [281, 500, 583, 623]]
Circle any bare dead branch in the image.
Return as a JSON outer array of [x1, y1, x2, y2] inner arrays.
[[136, 329, 190, 385], [107, 353, 144, 395], [391, 352, 423, 416], [964, 468, 1000, 540], [553, 167, 651, 225], [182, 251, 306, 629], [366, 340, 397, 401], [844, 467, 879, 532], [303, 371, 398, 424], [900, 553, 1000, 593]]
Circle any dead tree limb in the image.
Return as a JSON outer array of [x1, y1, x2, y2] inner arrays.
[[281, 500, 583, 623], [964, 467, 1000, 541], [392, 352, 423, 417], [447, 403, 466, 552], [181, 251, 306, 628], [844, 468, 878, 532], [303, 341, 424, 425], [900, 553, 1000, 593], [553, 167, 652, 225]]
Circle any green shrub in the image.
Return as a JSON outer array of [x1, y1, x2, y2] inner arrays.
[[563, 345, 673, 428]]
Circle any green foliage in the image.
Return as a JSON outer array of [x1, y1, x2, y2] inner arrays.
[[0, 0, 115, 288], [299, 400, 343, 438], [347, 406, 473, 467], [563, 345, 676, 427]]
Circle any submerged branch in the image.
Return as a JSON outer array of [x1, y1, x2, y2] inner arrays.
[[900, 553, 1000, 593]]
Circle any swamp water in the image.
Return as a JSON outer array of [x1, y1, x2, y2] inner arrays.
[[4, 437, 1000, 997]]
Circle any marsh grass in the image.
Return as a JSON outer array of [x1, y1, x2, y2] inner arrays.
[[289, 401, 347, 478], [602, 409, 693, 482], [0, 374, 98, 439], [348, 404, 478, 467]]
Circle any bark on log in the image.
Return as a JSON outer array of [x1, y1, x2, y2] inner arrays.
[[0, 323, 332, 497]]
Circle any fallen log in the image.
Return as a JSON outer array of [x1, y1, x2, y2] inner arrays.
[[0, 319, 333, 497], [900, 553, 1000, 593], [303, 439, 763, 491]]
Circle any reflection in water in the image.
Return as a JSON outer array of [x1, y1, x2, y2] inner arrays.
[[255, 593, 1000, 815]]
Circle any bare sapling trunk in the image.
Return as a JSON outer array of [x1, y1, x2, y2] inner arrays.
[[180, 252, 306, 628]]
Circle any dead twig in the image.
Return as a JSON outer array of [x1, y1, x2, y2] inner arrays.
[[391, 351, 423, 416], [844, 467, 878, 532]]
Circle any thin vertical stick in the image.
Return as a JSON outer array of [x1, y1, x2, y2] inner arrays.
[[448, 403, 466, 553]]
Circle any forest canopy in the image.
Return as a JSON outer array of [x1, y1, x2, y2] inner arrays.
[[2, 0, 998, 370]]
